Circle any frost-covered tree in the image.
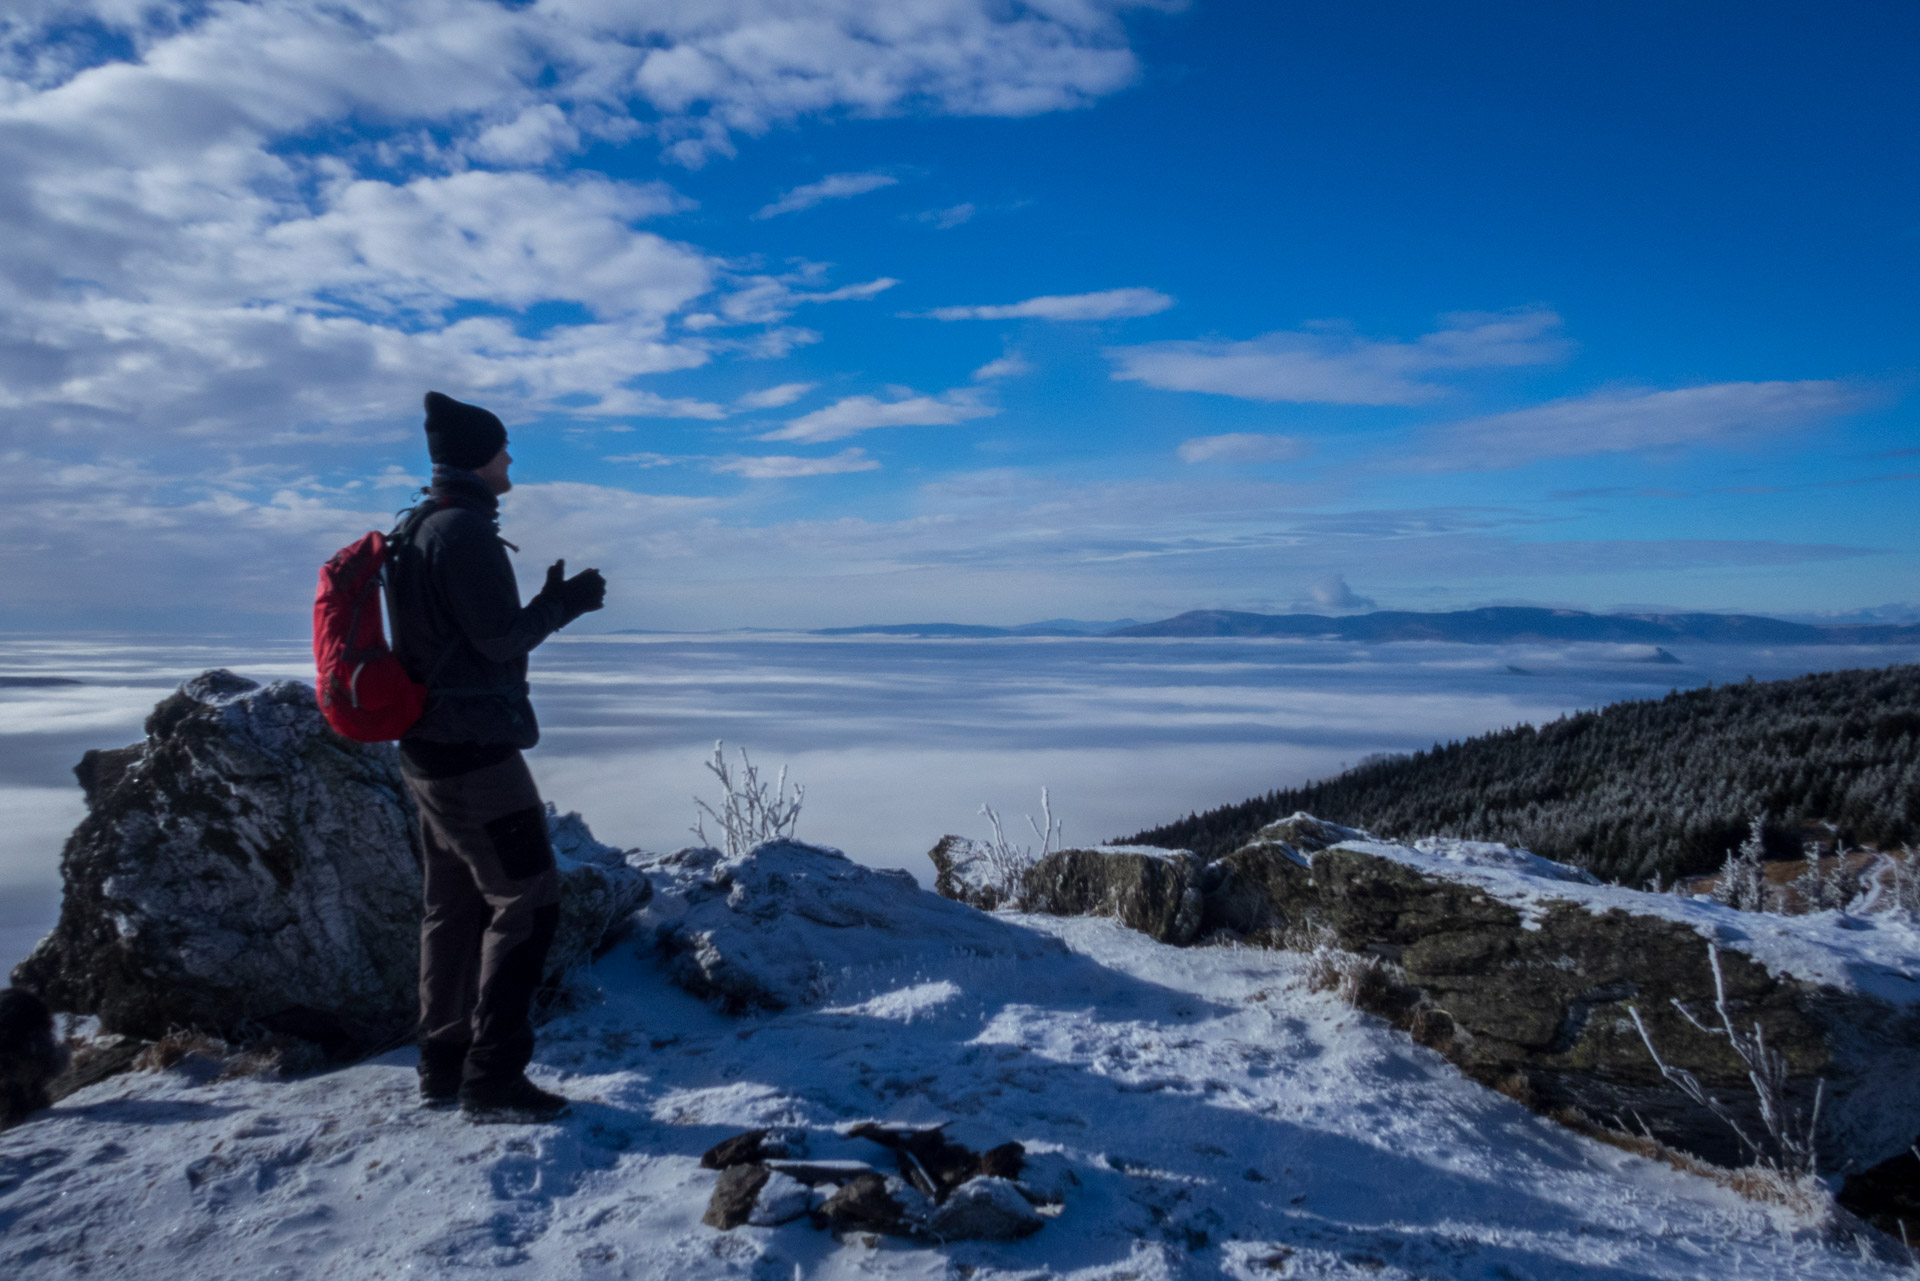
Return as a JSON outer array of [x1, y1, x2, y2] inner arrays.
[[1711, 817, 1771, 913]]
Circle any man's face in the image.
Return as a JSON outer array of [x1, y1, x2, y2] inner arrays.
[[475, 444, 512, 496]]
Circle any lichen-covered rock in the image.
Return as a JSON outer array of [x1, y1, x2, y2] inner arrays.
[[1022, 846, 1204, 945], [1070, 812, 1920, 1174], [14, 671, 650, 1054], [631, 839, 1062, 1013], [1302, 841, 1885, 1167], [14, 672, 422, 1050]]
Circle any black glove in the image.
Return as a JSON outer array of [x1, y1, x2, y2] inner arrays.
[[537, 559, 606, 625]]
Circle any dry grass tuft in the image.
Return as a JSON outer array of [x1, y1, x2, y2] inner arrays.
[[133, 1029, 321, 1080]]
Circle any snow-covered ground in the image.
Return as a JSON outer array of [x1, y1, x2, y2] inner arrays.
[[3, 906, 1901, 1280]]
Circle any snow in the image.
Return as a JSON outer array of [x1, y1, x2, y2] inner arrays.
[[2, 893, 1906, 1279], [632, 839, 1062, 1010], [1337, 838, 1920, 1004]]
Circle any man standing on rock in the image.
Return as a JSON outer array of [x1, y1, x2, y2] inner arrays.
[[385, 391, 606, 1122]]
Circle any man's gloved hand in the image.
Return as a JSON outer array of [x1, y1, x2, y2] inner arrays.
[[537, 559, 607, 624]]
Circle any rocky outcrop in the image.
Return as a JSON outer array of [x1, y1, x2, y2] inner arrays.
[[13, 671, 649, 1054], [632, 839, 1062, 1013], [1021, 845, 1205, 944], [934, 809, 1920, 1175]]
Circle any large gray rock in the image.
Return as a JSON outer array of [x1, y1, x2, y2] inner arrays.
[[1021, 845, 1205, 945], [13, 671, 649, 1053], [632, 839, 1062, 1013]]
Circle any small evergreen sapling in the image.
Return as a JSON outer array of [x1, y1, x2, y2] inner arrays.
[[1711, 816, 1772, 913]]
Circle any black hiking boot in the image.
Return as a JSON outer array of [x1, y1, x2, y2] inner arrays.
[[418, 1040, 469, 1109], [458, 1073, 571, 1124]]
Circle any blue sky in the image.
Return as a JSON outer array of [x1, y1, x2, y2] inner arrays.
[[1, 0, 1914, 632]]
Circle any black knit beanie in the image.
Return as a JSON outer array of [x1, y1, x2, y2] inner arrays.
[[422, 391, 507, 470]]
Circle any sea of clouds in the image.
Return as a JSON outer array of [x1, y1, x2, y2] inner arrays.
[[3, 631, 1913, 971]]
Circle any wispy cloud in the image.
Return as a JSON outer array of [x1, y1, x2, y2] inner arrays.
[[761, 393, 997, 444], [1177, 433, 1310, 464], [972, 353, 1033, 382], [710, 449, 881, 479], [922, 288, 1174, 322], [754, 172, 899, 219], [915, 203, 976, 229], [1108, 309, 1570, 405], [684, 273, 898, 329], [1419, 380, 1868, 470], [734, 382, 818, 411]]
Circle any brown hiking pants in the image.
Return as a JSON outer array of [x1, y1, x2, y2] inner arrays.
[[403, 751, 560, 1085]]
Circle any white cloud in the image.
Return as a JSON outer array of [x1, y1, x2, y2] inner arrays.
[[754, 171, 898, 219], [735, 382, 818, 410], [761, 392, 998, 444], [0, 0, 1150, 455], [972, 352, 1033, 382], [711, 449, 880, 479], [916, 202, 976, 229], [1108, 309, 1570, 405], [924, 287, 1173, 322], [1302, 573, 1375, 612], [1177, 433, 1309, 464], [686, 272, 897, 329], [1422, 380, 1867, 470], [471, 103, 581, 166]]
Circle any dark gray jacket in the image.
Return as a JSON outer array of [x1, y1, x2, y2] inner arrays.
[[384, 471, 565, 748]]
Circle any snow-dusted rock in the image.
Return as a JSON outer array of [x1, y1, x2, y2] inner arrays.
[[15, 672, 422, 1049], [630, 839, 1064, 1012], [817, 1172, 933, 1237], [702, 1163, 769, 1230], [928, 1175, 1043, 1240], [1304, 834, 1920, 1172], [543, 806, 652, 979], [1022, 845, 1205, 944], [14, 671, 649, 1052], [746, 1170, 812, 1226], [925, 833, 1008, 910]]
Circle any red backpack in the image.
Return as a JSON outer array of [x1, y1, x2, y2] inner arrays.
[[312, 518, 428, 742]]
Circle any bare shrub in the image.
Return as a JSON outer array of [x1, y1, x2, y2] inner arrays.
[[975, 787, 1062, 908], [1629, 943, 1824, 1178], [134, 1030, 229, 1073], [692, 740, 804, 858], [133, 1029, 318, 1079]]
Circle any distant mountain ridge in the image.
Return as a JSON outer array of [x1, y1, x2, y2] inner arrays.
[[808, 606, 1920, 645], [1110, 606, 1920, 645]]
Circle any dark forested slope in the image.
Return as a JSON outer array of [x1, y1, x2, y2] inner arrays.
[[1122, 664, 1920, 883]]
